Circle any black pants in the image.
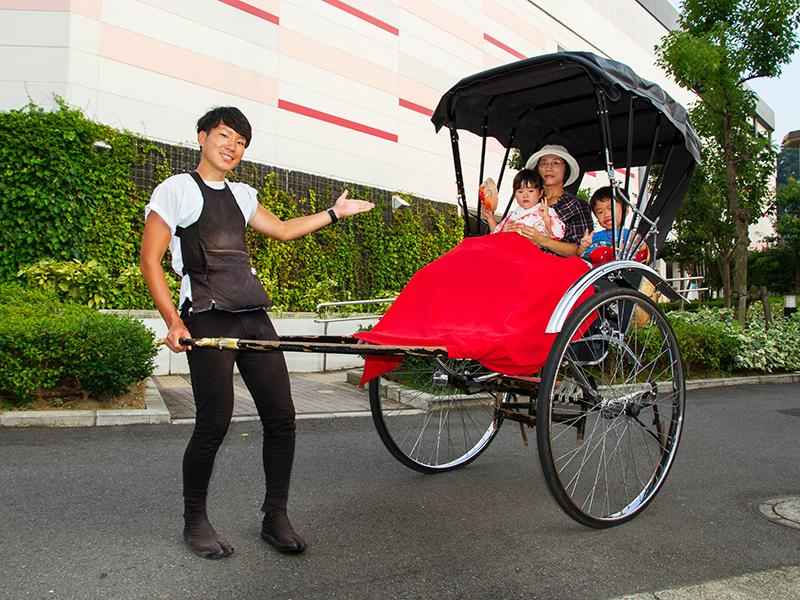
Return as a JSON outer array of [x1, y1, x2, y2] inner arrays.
[[182, 308, 295, 517]]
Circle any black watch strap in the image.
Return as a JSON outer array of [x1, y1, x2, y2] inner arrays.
[[327, 208, 338, 224]]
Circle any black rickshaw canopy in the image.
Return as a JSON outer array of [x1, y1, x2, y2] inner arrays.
[[430, 51, 701, 250]]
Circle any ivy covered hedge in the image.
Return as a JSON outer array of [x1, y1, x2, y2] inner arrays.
[[0, 99, 169, 288], [666, 305, 800, 377], [2, 101, 463, 311], [0, 284, 157, 406]]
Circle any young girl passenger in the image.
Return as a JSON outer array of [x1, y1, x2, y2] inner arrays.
[[481, 169, 566, 241], [580, 186, 649, 264]]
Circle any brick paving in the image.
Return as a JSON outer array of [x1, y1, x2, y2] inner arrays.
[[153, 370, 371, 421]]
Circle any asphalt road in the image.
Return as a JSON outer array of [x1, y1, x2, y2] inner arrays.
[[1, 383, 799, 600]]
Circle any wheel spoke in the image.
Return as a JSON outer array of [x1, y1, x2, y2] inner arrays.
[[370, 358, 500, 472], [538, 288, 685, 527]]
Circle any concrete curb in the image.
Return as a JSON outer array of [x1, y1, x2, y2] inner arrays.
[[0, 378, 170, 428], [686, 372, 800, 389], [2, 372, 799, 428], [607, 565, 800, 599]]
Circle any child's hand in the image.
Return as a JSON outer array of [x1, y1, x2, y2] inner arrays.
[[539, 198, 555, 238], [481, 202, 498, 232], [579, 229, 593, 251]]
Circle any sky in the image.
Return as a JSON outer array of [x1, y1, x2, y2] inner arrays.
[[663, 0, 800, 144]]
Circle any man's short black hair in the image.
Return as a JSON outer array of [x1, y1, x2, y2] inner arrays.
[[196, 106, 252, 148]]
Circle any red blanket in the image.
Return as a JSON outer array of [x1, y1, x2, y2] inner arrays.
[[355, 233, 592, 386]]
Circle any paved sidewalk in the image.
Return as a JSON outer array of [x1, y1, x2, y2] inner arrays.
[[153, 369, 371, 421], [152, 370, 800, 423]]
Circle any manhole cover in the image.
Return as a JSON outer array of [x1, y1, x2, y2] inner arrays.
[[753, 496, 800, 530]]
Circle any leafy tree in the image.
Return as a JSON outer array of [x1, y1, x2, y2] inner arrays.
[[667, 162, 736, 304], [656, 0, 800, 323], [771, 178, 800, 292], [778, 146, 799, 185]]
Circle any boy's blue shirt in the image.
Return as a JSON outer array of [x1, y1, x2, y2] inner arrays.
[[581, 229, 631, 258]]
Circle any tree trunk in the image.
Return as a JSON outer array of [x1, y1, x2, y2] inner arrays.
[[723, 116, 750, 325], [716, 254, 732, 309]]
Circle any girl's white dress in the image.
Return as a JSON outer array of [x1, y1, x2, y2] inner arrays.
[[493, 204, 566, 240]]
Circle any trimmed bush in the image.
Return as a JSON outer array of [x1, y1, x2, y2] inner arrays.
[[0, 284, 157, 405], [666, 308, 740, 375]]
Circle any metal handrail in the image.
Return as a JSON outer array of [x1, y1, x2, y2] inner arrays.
[[314, 298, 397, 371], [314, 298, 397, 324]]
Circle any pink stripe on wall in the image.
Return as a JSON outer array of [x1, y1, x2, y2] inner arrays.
[[484, 0, 547, 52], [399, 76, 441, 114], [0, 0, 69, 9], [218, 0, 279, 24], [484, 34, 526, 60], [100, 24, 278, 106], [399, 98, 433, 117], [279, 100, 398, 143], [400, 0, 482, 48], [72, 0, 101, 20], [280, 29, 398, 96], [322, 0, 398, 35]]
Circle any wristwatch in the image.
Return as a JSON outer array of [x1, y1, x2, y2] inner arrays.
[[327, 208, 338, 224]]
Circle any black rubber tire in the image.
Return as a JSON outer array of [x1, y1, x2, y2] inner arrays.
[[536, 288, 685, 528], [369, 357, 499, 473]]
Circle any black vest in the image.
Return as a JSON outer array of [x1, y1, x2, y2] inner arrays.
[[176, 171, 271, 313]]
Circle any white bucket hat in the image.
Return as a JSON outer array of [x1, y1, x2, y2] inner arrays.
[[525, 144, 580, 186]]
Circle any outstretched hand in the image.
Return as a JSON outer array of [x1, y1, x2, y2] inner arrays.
[[332, 190, 376, 218], [579, 228, 593, 251]]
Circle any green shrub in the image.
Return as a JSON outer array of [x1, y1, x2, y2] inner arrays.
[[0, 284, 157, 404], [733, 305, 800, 372], [666, 308, 740, 375], [18, 258, 179, 310]]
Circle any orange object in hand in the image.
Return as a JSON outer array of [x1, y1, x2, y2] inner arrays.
[[479, 178, 498, 212]]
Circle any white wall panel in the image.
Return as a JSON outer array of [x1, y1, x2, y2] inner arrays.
[[281, 2, 398, 69], [279, 57, 397, 122], [338, 0, 399, 27], [0, 0, 707, 214], [0, 82, 68, 112], [101, 0, 279, 77], [0, 47, 69, 83], [66, 50, 100, 98], [69, 13, 101, 54], [276, 111, 398, 188], [0, 10, 69, 46], [278, 85, 398, 145], [399, 14, 482, 75], [398, 53, 464, 98]]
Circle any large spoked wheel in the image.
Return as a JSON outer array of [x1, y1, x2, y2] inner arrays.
[[369, 357, 500, 473], [537, 287, 685, 528]]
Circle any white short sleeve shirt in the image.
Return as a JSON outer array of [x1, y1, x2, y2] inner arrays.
[[145, 172, 260, 307]]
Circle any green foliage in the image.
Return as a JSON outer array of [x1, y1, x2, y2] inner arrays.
[[0, 98, 169, 294], [734, 306, 800, 372], [655, 0, 799, 304], [747, 245, 795, 293], [666, 304, 800, 377], [0, 283, 157, 404], [778, 146, 799, 185], [244, 178, 462, 311], [17, 258, 178, 310], [770, 178, 800, 292], [4, 101, 461, 312], [666, 308, 740, 374]]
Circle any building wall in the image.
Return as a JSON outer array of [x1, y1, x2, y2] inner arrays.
[[0, 0, 689, 205]]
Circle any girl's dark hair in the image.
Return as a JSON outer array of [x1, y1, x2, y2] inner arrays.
[[512, 169, 544, 192], [590, 186, 627, 217], [196, 106, 252, 148]]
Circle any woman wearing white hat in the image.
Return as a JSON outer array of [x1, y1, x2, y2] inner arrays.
[[502, 144, 593, 257]]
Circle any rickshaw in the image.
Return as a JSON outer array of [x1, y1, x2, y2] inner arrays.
[[188, 52, 701, 529]]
